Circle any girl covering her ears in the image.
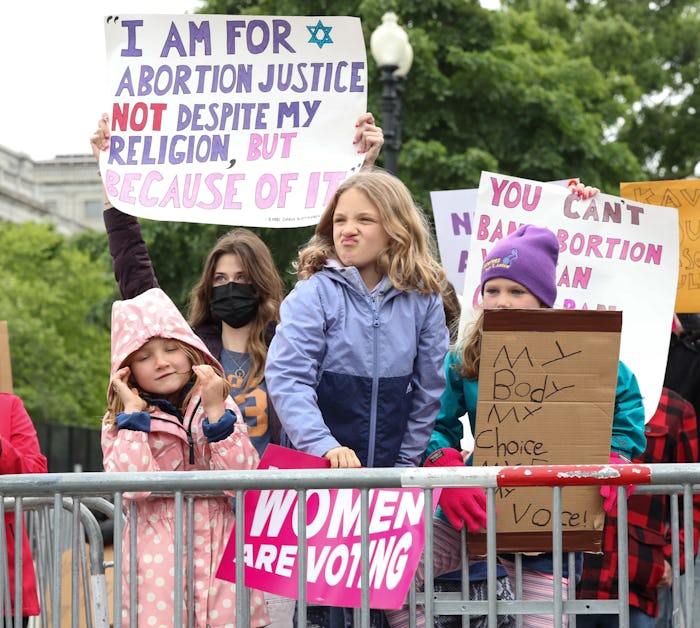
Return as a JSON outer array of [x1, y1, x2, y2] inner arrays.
[[386, 223, 646, 628], [102, 287, 268, 627]]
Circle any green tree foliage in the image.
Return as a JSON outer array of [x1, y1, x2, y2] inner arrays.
[[0, 222, 115, 427], [560, 0, 700, 179]]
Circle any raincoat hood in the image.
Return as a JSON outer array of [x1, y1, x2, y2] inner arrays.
[[108, 288, 222, 401]]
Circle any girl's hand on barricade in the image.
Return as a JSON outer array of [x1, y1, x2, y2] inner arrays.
[[112, 367, 147, 414], [324, 446, 361, 468], [193, 364, 226, 422], [567, 179, 599, 200], [90, 113, 111, 162], [355, 112, 384, 169], [424, 448, 488, 532]]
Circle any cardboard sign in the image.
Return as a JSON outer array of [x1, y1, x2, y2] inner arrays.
[[469, 309, 621, 552], [101, 15, 368, 227], [0, 322, 12, 393], [216, 445, 436, 609], [620, 179, 700, 313]]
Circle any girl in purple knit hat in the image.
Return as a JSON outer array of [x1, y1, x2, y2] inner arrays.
[[387, 222, 646, 628]]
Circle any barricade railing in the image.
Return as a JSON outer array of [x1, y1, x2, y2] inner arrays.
[[0, 495, 114, 628], [0, 463, 696, 628]]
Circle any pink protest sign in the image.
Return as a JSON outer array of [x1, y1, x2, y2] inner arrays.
[[216, 445, 435, 609]]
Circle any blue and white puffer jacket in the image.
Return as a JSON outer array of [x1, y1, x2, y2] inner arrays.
[[265, 264, 449, 468]]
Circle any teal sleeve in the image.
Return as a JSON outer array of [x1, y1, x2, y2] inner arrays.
[[423, 351, 471, 463], [611, 360, 646, 460]]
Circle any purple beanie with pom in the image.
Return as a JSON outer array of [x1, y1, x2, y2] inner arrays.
[[480, 224, 559, 307]]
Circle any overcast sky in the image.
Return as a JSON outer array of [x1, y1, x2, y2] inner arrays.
[[0, 0, 204, 161], [0, 0, 499, 161]]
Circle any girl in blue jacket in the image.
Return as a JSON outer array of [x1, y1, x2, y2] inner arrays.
[[265, 169, 450, 469], [265, 169, 449, 628]]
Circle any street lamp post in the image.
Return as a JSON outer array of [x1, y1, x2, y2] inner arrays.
[[370, 12, 413, 176]]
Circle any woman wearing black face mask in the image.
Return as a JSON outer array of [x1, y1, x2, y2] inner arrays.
[[187, 229, 284, 455]]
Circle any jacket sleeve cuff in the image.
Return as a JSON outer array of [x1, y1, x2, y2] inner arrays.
[[202, 410, 237, 442], [117, 411, 151, 432]]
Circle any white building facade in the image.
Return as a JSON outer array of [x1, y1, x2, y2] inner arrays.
[[0, 145, 105, 235]]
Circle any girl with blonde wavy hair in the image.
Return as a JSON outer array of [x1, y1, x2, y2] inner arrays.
[[296, 169, 445, 294], [266, 167, 450, 628], [266, 169, 449, 470]]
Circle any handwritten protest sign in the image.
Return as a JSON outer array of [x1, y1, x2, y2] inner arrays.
[[620, 179, 700, 313], [101, 15, 367, 227], [459, 171, 679, 420], [470, 308, 620, 552], [216, 445, 435, 609]]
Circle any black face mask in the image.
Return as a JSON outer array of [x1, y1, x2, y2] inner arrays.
[[210, 282, 260, 328]]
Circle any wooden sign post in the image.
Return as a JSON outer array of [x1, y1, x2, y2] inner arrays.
[[0, 322, 12, 394], [470, 309, 622, 553]]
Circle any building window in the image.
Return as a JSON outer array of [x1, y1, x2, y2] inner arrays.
[[84, 200, 103, 218]]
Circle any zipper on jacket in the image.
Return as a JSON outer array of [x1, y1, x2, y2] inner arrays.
[[367, 293, 381, 468], [185, 399, 202, 465]]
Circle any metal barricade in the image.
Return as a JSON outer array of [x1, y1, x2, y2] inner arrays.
[[0, 496, 114, 628], [0, 463, 695, 627]]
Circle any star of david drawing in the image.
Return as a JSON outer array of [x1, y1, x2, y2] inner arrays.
[[307, 20, 333, 48]]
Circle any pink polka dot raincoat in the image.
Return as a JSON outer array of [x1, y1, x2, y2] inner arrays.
[[102, 288, 269, 627]]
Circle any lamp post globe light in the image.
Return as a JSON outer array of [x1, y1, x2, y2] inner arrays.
[[370, 12, 413, 176]]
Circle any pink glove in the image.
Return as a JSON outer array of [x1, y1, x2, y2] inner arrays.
[[424, 448, 488, 532], [600, 452, 635, 513]]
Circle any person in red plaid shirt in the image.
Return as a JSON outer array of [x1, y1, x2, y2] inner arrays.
[[576, 387, 700, 628]]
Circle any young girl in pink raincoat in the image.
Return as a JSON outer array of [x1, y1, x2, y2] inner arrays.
[[102, 287, 268, 627]]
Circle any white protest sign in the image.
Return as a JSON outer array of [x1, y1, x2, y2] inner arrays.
[[461, 171, 679, 420], [430, 188, 477, 290], [101, 15, 367, 227]]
